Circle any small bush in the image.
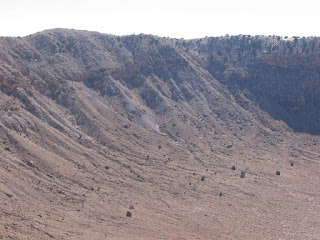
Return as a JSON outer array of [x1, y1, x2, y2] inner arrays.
[[26, 160, 35, 168], [240, 172, 246, 178], [201, 176, 205, 181], [276, 171, 280, 175], [290, 162, 293, 167], [126, 211, 132, 217], [231, 166, 236, 170]]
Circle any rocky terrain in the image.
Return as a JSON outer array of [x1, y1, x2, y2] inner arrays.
[[0, 29, 319, 239]]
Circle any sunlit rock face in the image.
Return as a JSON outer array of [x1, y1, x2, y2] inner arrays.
[[0, 30, 319, 240]]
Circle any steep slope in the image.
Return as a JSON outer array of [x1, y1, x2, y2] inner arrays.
[[183, 35, 320, 134], [0, 29, 319, 239]]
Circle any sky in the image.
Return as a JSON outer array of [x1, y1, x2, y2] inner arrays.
[[1, 0, 320, 39]]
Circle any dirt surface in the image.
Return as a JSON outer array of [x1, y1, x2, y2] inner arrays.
[[0, 29, 319, 239]]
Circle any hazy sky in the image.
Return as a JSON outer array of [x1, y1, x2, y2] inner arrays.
[[2, 0, 319, 38]]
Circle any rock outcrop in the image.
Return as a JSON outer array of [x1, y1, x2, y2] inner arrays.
[[0, 29, 319, 240]]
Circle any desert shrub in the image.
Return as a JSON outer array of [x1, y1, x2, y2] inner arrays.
[[240, 171, 246, 178], [276, 171, 280, 175], [231, 166, 236, 170], [126, 211, 132, 217]]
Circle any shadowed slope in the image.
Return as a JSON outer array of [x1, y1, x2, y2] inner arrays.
[[0, 29, 319, 239]]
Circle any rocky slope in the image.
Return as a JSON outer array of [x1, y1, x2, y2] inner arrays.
[[184, 35, 320, 134], [0, 29, 319, 239]]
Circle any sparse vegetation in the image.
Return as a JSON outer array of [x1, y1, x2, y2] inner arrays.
[[276, 171, 281, 175], [126, 211, 132, 217], [0, 29, 319, 240]]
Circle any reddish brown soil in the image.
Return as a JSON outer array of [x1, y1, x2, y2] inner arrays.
[[0, 29, 319, 239]]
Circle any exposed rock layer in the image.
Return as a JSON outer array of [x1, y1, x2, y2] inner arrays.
[[0, 29, 319, 239]]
